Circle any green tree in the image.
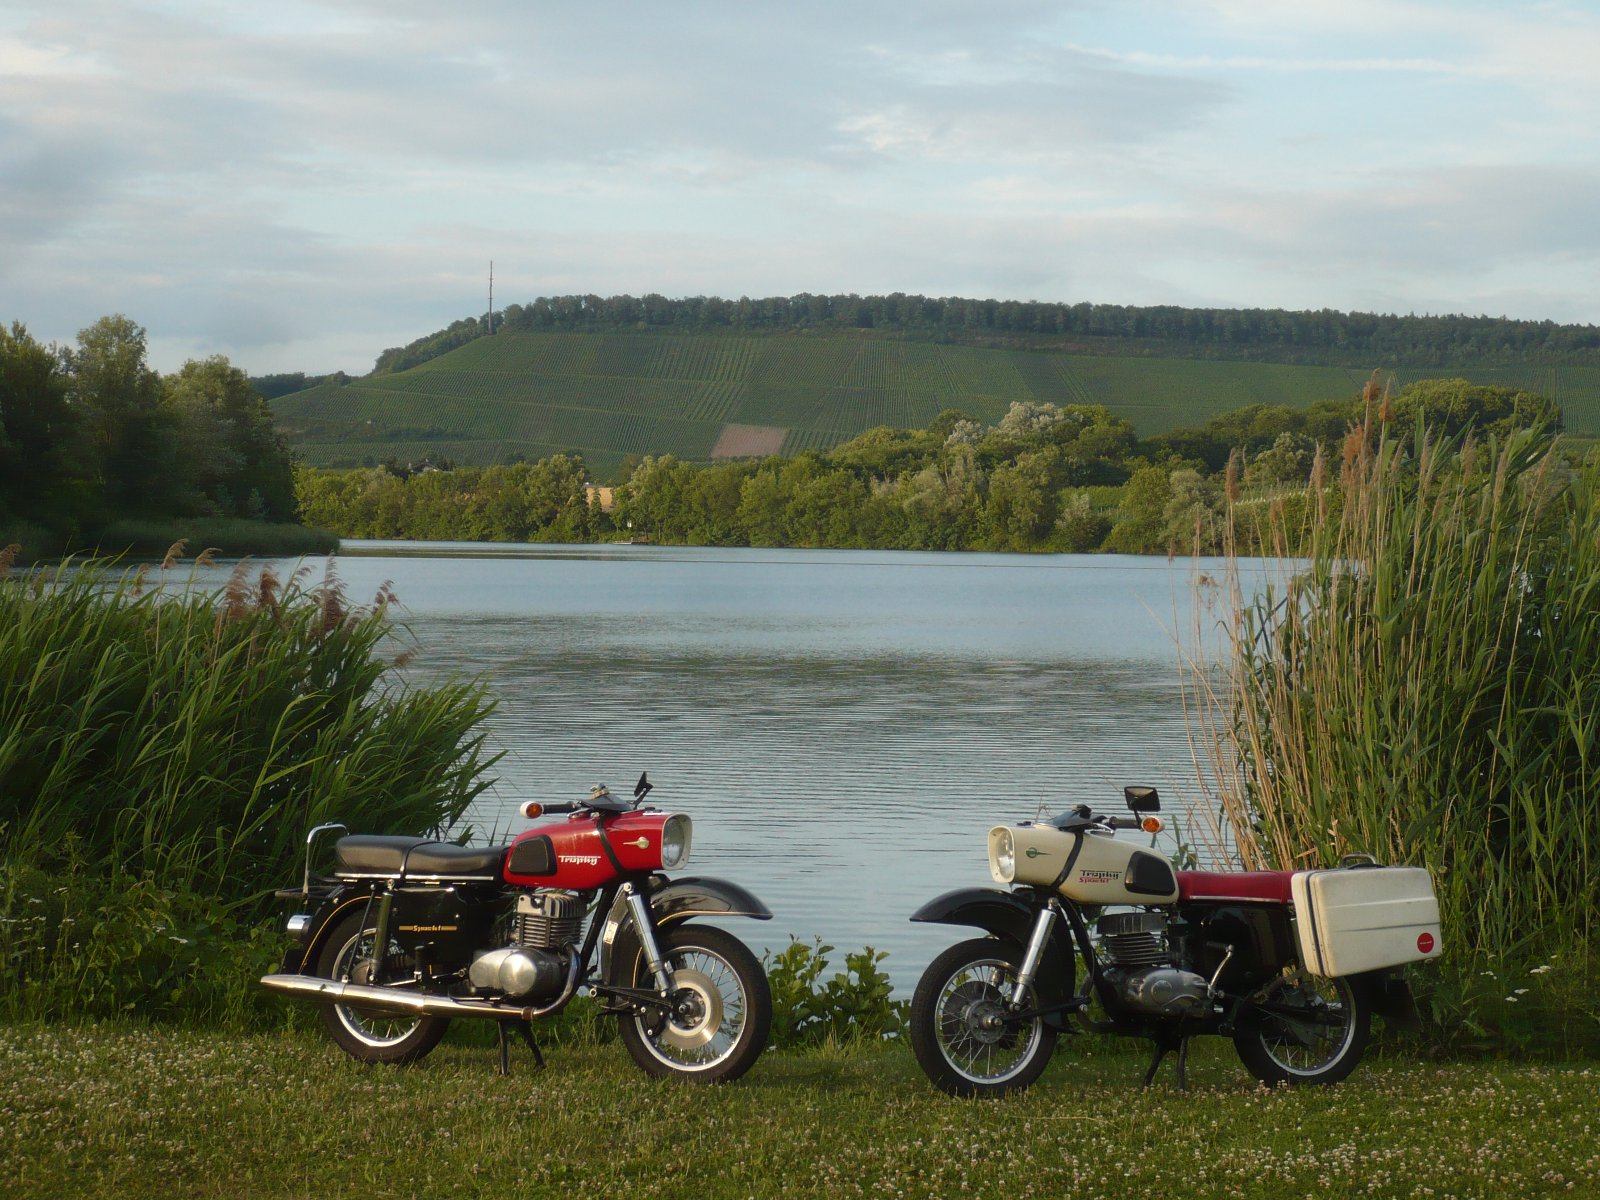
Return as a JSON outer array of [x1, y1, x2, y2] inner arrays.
[[67, 315, 174, 516], [1103, 464, 1172, 554], [0, 324, 82, 537], [164, 356, 298, 520], [1388, 378, 1560, 439]]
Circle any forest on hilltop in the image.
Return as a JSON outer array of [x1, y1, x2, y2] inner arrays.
[[372, 292, 1600, 376]]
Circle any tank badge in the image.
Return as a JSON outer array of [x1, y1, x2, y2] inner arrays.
[[1025, 847, 1044, 859], [622, 837, 651, 850], [558, 854, 601, 867], [1077, 869, 1122, 885]]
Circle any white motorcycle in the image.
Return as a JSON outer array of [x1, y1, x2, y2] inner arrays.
[[908, 786, 1441, 1095]]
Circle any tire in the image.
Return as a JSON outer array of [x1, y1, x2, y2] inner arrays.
[[616, 924, 772, 1083], [1233, 970, 1371, 1086], [909, 937, 1058, 1098], [314, 912, 449, 1066]]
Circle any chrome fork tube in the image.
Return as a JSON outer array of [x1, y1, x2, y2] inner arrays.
[[623, 883, 675, 992], [1013, 903, 1057, 998]]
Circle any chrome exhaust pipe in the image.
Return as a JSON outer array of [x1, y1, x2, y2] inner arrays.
[[260, 955, 581, 1022]]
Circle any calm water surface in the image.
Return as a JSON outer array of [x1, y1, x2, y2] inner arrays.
[[271, 542, 1251, 988]]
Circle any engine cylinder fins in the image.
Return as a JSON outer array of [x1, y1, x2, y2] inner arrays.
[[514, 889, 584, 949], [1097, 911, 1166, 936], [1097, 910, 1169, 968]]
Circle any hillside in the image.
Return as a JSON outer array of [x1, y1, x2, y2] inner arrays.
[[272, 327, 1600, 479]]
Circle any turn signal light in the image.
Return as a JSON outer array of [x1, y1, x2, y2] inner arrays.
[[1141, 816, 1164, 834], [519, 801, 543, 819]]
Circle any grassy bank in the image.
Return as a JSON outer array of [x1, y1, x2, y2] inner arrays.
[[91, 517, 339, 558], [1, 1023, 1592, 1200], [0, 519, 338, 562]]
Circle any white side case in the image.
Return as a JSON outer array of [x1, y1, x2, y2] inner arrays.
[[1291, 866, 1442, 977]]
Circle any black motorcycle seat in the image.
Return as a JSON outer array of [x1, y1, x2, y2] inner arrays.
[[334, 835, 506, 879]]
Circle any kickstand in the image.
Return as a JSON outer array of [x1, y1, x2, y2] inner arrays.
[[1141, 1036, 1190, 1090], [496, 1020, 546, 1076]]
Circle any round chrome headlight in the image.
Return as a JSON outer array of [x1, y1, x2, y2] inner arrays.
[[660, 814, 692, 870], [989, 827, 1016, 884]]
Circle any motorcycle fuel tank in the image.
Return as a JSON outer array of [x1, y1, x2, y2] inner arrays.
[[990, 824, 1179, 905], [503, 811, 691, 890]]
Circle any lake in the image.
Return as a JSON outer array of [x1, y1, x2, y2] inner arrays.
[[267, 541, 1250, 989]]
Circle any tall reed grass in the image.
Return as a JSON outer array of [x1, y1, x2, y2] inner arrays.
[[0, 549, 499, 1022], [0, 550, 498, 902], [1188, 422, 1599, 1053]]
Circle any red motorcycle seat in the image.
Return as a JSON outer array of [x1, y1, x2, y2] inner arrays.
[[1175, 870, 1296, 904]]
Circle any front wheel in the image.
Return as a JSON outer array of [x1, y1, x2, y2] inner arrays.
[[617, 924, 772, 1083], [909, 937, 1058, 1098], [1233, 969, 1371, 1086], [314, 912, 449, 1066]]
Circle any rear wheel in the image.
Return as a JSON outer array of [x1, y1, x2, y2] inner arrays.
[[1233, 969, 1370, 1086], [617, 924, 772, 1083], [909, 937, 1057, 1098], [314, 912, 449, 1066]]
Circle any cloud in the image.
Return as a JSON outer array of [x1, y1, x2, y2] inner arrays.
[[2, 0, 1596, 374]]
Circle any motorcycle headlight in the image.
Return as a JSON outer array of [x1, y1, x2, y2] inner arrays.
[[989, 827, 1016, 884], [660, 814, 692, 870]]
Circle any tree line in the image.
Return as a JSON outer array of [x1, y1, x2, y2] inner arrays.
[[296, 377, 1562, 556], [373, 292, 1600, 375], [0, 317, 299, 553]]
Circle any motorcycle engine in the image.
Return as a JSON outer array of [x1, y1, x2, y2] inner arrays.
[[468, 890, 582, 1001], [1097, 912, 1211, 1018]]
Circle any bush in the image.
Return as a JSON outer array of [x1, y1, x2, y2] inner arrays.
[[763, 937, 907, 1048]]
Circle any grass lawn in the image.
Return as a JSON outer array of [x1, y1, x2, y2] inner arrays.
[[2, 1024, 1593, 1199]]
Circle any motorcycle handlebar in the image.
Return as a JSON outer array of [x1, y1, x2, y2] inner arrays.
[[519, 800, 578, 818]]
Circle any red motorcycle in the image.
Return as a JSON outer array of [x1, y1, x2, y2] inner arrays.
[[261, 774, 773, 1082], [908, 786, 1441, 1094]]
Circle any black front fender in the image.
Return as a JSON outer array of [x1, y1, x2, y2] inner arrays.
[[912, 887, 1044, 944], [911, 887, 1078, 1026], [646, 875, 773, 924], [599, 875, 771, 986]]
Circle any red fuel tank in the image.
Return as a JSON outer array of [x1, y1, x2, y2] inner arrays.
[[503, 811, 682, 890]]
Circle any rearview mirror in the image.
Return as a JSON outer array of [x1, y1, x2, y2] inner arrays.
[[1124, 785, 1160, 813]]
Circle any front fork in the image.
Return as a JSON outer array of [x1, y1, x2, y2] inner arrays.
[[621, 881, 677, 993], [1012, 902, 1059, 1002]]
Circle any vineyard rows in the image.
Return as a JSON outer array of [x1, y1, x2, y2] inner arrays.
[[274, 331, 1600, 470]]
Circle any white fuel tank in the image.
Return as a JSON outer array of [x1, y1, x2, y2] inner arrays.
[[990, 823, 1178, 905]]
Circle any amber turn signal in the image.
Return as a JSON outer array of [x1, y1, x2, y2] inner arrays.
[[519, 800, 543, 819], [1141, 816, 1164, 834]]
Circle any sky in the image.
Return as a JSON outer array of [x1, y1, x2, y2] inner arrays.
[[4, 0, 1599, 376]]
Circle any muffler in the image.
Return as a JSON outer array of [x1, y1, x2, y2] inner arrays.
[[260, 953, 580, 1021]]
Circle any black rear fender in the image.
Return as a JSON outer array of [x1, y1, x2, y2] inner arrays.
[[1357, 969, 1421, 1032], [278, 891, 374, 974]]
